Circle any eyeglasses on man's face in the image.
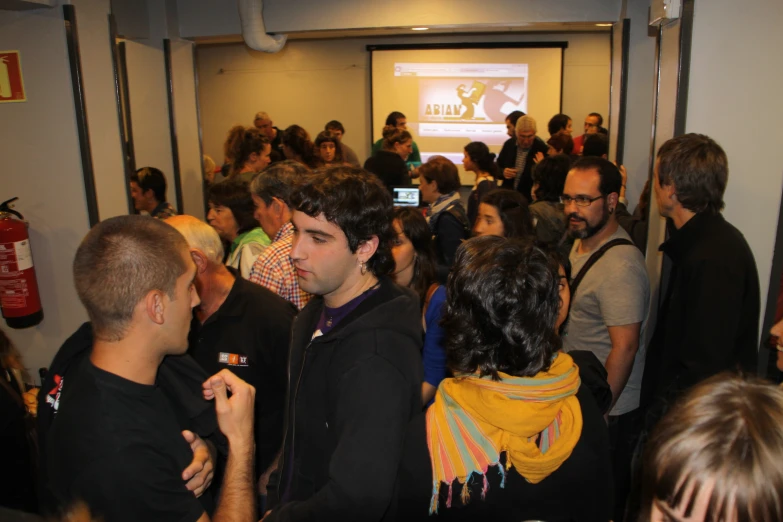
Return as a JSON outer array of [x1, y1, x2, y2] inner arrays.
[[560, 194, 605, 207]]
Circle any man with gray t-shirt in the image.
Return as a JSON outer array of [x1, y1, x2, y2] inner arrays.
[[561, 157, 649, 522]]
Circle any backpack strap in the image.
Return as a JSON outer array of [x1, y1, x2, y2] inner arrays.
[[570, 238, 634, 299], [444, 202, 470, 236]]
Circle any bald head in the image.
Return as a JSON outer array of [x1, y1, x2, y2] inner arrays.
[[166, 215, 224, 264]]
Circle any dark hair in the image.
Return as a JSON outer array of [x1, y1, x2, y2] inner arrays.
[[589, 112, 604, 126], [73, 216, 188, 341], [208, 180, 258, 235], [570, 157, 623, 196], [506, 110, 526, 127], [224, 125, 269, 177], [291, 166, 395, 277], [532, 155, 571, 202], [419, 156, 461, 194], [657, 133, 728, 214], [480, 189, 534, 239], [324, 120, 345, 134], [249, 160, 310, 207], [547, 132, 574, 155], [314, 131, 345, 164], [464, 142, 499, 177], [385, 111, 406, 127], [282, 125, 317, 167], [392, 207, 438, 306], [381, 125, 412, 151], [639, 374, 783, 522], [582, 133, 609, 157], [131, 167, 167, 203], [443, 236, 562, 380], [547, 114, 572, 136]]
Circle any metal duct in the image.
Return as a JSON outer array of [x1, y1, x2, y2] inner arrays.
[[238, 0, 287, 53]]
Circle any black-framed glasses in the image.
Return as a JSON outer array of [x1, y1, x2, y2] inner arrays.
[[560, 194, 605, 207]]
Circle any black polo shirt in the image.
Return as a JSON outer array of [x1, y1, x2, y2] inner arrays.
[[45, 359, 204, 522], [188, 271, 296, 474]]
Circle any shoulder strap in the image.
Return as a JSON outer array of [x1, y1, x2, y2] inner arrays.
[[570, 238, 634, 299], [444, 203, 470, 234]]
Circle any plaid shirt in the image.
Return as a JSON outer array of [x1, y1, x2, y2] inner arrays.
[[248, 221, 312, 310]]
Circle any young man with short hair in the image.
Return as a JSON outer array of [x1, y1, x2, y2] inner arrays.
[[130, 166, 177, 219], [324, 120, 360, 167], [265, 167, 423, 522]]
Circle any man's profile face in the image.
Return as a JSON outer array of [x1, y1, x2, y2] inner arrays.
[[252, 194, 277, 238], [130, 181, 153, 212], [396, 118, 408, 131], [328, 128, 344, 141], [163, 251, 200, 355], [290, 210, 360, 300], [516, 128, 536, 149], [584, 115, 601, 135], [563, 168, 610, 240], [254, 118, 275, 140], [653, 158, 672, 218]]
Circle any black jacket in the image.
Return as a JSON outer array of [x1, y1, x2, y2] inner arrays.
[[641, 213, 760, 414], [496, 136, 548, 202], [430, 201, 469, 282], [364, 151, 410, 193], [396, 381, 612, 521], [269, 279, 423, 522]]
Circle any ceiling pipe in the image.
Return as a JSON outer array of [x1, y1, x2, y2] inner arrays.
[[238, 0, 287, 53]]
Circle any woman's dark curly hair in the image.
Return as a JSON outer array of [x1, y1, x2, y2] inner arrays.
[[208, 179, 258, 235], [532, 154, 572, 203], [442, 236, 562, 380], [464, 141, 499, 178], [291, 166, 395, 277], [392, 207, 438, 306]]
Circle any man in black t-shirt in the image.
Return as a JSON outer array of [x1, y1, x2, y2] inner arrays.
[[44, 216, 256, 522], [167, 215, 296, 484]]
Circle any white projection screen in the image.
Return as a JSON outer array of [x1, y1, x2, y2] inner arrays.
[[369, 45, 565, 184]]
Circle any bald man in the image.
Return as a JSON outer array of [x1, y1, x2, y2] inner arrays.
[[167, 215, 297, 484]]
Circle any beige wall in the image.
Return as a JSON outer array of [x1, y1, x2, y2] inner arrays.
[[685, 0, 783, 335], [0, 6, 91, 377], [196, 32, 611, 170]]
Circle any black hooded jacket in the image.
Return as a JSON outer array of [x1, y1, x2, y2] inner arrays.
[[268, 278, 423, 522]]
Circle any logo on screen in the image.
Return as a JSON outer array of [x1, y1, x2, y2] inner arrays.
[[420, 78, 526, 123]]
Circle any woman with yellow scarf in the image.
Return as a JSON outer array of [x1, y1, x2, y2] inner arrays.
[[397, 236, 612, 521]]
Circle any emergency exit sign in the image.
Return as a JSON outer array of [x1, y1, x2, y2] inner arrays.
[[0, 51, 27, 103]]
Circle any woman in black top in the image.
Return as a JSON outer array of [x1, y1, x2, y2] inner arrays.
[[363, 125, 412, 192], [397, 237, 612, 522], [462, 141, 498, 226], [418, 156, 468, 278]]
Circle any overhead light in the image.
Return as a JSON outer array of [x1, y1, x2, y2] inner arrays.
[[595, 23, 613, 27], [411, 27, 429, 31]]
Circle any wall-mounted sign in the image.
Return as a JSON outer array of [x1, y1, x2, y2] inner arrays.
[[0, 51, 26, 103]]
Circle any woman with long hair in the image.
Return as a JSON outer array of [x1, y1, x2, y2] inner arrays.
[[473, 188, 534, 240], [391, 208, 445, 406], [363, 125, 413, 192], [223, 125, 271, 182], [463, 141, 499, 226], [281, 125, 318, 169]]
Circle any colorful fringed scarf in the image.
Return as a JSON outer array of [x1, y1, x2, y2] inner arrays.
[[425, 352, 583, 514]]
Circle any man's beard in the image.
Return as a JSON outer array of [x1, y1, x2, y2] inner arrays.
[[567, 205, 610, 240]]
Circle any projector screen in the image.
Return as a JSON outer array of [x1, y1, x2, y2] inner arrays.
[[370, 45, 564, 185]]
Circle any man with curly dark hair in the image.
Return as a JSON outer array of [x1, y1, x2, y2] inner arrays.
[[266, 166, 423, 522]]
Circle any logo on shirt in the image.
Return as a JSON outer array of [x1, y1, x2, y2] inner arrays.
[[218, 352, 249, 367], [46, 374, 64, 413]]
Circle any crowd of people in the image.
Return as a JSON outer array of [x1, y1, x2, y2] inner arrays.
[[1, 107, 781, 522]]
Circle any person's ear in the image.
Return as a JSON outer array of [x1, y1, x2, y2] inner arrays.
[[145, 290, 166, 325], [357, 236, 380, 264], [190, 249, 208, 274], [607, 192, 619, 211]]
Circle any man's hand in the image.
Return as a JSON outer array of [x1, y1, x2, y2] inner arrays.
[[203, 369, 255, 448], [503, 167, 517, 180], [181, 430, 214, 497]]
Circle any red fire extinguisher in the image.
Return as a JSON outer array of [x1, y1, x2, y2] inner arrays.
[[0, 198, 43, 329]]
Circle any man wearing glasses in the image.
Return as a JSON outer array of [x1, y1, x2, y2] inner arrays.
[[560, 157, 650, 522]]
